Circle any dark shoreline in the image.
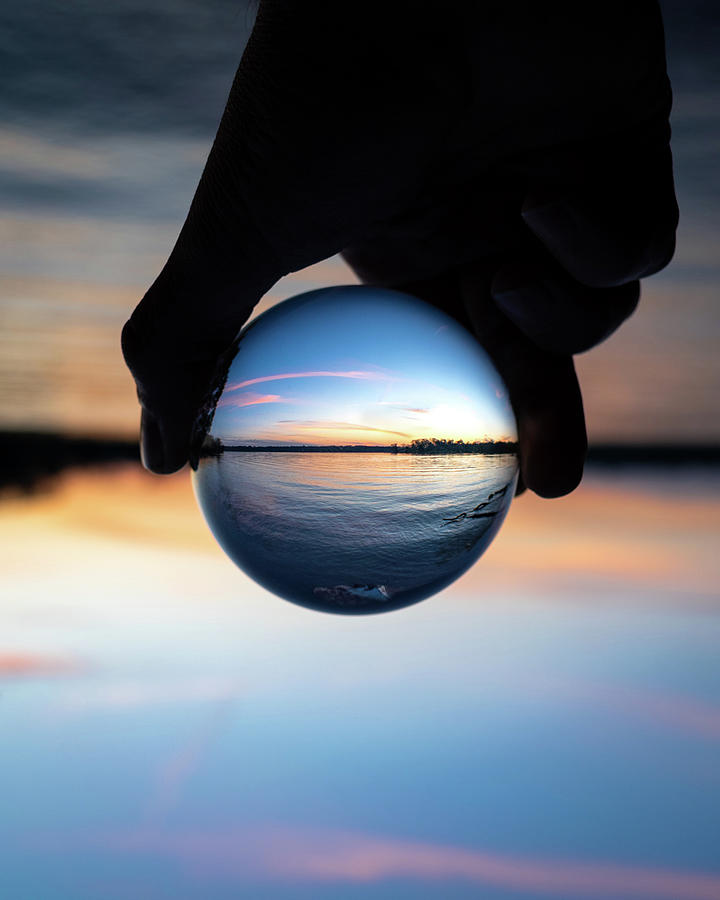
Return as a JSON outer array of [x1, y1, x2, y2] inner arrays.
[[195, 435, 520, 459], [3, 431, 720, 494], [218, 444, 518, 454], [1, 431, 139, 493]]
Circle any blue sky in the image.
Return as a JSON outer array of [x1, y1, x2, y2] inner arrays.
[[210, 288, 517, 446]]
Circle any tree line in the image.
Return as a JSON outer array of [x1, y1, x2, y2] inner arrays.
[[199, 436, 517, 456], [390, 438, 517, 454]]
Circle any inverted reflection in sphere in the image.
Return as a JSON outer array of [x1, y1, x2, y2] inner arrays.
[[192, 287, 518, 615]]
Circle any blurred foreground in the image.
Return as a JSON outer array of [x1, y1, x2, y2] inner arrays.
[[0, 464, 718, 899]]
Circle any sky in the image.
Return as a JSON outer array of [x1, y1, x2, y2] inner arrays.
[[0, 0, 717, 443], [1, 464, 719, 899], [210, 289, 516, 446]]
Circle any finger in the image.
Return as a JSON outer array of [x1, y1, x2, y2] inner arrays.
[[123, 2, 459, 474], [393, 267, 587, 498], [521, 126, 678, 289], [491, 258, 640, 356], [122, 255, 279, 474], [461, 265, 587, 498]]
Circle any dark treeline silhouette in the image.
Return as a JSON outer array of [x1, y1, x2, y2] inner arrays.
[[0, 431, 139, 494], [392, 438, 518, 454], [200, 436, 518, 456]]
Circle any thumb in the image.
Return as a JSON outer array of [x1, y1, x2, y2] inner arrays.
[[122, 0, 455, 473], [121, 243, 279, 474], [521, 121, 678, 289]]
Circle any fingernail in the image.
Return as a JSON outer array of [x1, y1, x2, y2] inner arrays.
[[494, 286, 581, 356], [140, 410, 165, 472], [521, 194, 564, 219], [521, 198, 578, 253], [521, 195, 572, 235], [493, 285, 546, 334]]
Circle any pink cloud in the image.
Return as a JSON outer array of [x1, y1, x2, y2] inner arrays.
[[0, 652, 77, 677], [217, 392, 283, 409], [85, 826, 720, 899], [145, 703, 233, 825], [377, 403, 429, 414], [278, 420, 410, 439], [225, 370, 392, 392], [528, 676, 720, 742]]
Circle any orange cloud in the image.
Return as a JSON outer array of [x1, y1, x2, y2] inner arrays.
[[0, 652, 76, 677], [89, 825, 720, 899], [226, 370, 393, 392], [277, 420, 411, 439], [217, 392, 283, 409]]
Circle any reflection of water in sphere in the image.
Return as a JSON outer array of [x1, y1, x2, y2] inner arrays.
[[192, 287, 518, 615]]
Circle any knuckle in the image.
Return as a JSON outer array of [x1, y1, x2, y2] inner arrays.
[[120, 315, 144, 376], [120, 297, 160, 381]]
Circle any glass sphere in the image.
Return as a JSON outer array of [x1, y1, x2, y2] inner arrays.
[[192, 286, 518, 615]]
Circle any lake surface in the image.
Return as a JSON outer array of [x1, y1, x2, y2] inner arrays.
[[1, 465, 719, 899], [194, 452, 518, 614]]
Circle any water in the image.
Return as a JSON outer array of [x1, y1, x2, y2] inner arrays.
[[195, 452, 517, 613], [2, 466, 720, 899]]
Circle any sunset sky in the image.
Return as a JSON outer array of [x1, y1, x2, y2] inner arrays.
[[0, 2, 717, 444], [210, 289, 517, 446]]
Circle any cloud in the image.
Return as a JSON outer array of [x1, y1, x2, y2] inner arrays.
[[0, 128, 109, 179], [217, 392, 283, 409], [0, 127, 208, 181], [56, 676, 244, 713], [377, 403, 429, 414], [530, 676, 720, 743], [277, 420, 411, 439], [0, 652, 77, 677], [83, 825, 720, 899], [145, 704, 233, 824], [226, 370, 393, 392]]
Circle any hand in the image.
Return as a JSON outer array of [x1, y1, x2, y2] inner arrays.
[[122, 0, 678, 496]]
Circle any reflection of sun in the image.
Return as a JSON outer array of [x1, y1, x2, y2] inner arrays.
[[426, 404, 477, 439]]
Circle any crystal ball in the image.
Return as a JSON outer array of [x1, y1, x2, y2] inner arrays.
[[192, 286, 518, 615]]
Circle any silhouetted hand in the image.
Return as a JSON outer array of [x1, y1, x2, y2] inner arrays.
[[122, 0, 677, 496]]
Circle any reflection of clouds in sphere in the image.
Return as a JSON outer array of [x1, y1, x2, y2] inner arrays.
[[192, 287, 518, 615]]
